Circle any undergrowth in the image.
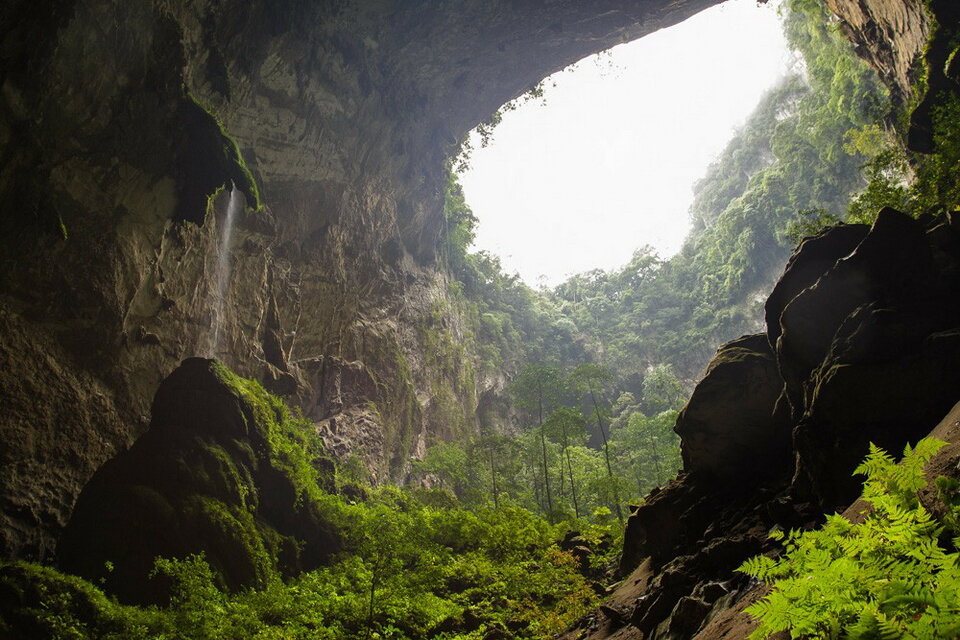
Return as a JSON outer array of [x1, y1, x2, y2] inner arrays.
[[739, 438, 960, 639], [0, 366, 614, 640]]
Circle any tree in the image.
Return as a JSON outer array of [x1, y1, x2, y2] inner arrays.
[[569, 363, 623, 523], [641, 363, 685, 414], [543, 407, 588, 518], [511, 364, 565, 517]]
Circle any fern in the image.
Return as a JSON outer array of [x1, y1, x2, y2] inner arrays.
[[739, 438, 960, 639]]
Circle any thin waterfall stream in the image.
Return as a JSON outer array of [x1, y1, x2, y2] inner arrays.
[[209, 185, 241, 357]]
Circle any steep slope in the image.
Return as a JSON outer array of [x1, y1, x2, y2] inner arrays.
[[563, 207, 960, 640]]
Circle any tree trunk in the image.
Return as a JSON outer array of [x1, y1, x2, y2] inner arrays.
[[590, 389, 623, 523]]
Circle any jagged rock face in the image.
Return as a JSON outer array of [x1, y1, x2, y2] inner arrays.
[[782, 210, 960, 509], [824, 0, 931, 108], [0, 0, 724, 559], [825, 0, 960, 151], [578, 211, 960, 640], [674, 334, 791, 483], [57, 358, 341, 605]]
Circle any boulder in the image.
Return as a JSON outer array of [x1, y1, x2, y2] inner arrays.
[[764, 223, 869, 349], [57, 358, 341, 605], [674, 334, 791, 483], [776, 209, 936, 416]]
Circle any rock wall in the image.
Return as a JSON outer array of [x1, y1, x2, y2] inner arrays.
[[565, 208, 960, 640], [0, 0, 721, 559], [824, 0, 931, 108]]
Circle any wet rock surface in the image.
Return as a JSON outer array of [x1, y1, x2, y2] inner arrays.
[[0, 0, 722, 558], [57, 358, 341, 605], [567, 210, 960, 640]]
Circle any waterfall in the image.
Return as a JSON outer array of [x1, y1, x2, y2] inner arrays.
[[209, 185, 241, 357]]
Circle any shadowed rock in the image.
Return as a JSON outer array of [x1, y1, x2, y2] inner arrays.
[[57, 358, 340, 605], [675, 334, 791, 484], [605, 208, 960, 639]]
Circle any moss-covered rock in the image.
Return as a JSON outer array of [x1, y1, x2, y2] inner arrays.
[[0, 562, 154, 640], [57, 358, 341, 604]]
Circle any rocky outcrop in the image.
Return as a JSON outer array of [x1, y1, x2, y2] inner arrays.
[[569, 210, 960, 640], [784, 210, 960, 509], [0, 0, 724, 559], [824, 0, 960, 151], [693, 398, 960, 640], [57, 358, 341, 605], [823, 0, 931, 108], [674, 334, 791, 484]]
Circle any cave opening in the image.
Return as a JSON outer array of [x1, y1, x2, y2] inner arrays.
[[4, 0, 960, 638], [458, 0, 791, 287]]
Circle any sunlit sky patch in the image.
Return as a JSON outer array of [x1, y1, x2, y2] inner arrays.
[[458, 0, 794, 287]]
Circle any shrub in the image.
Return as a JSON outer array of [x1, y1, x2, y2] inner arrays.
[[739, 438, 960, 639]]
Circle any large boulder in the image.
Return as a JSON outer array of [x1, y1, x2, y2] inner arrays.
[[776, 210, 960, 508], [764, 223, 869, 350], [674, 334, 791, 483], [57, 358, 341, 604], [607, 210, 960, 640], [775, 208, 937, 416]]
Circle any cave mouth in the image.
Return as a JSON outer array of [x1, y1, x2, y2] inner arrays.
[[457, 0, 792, 288]]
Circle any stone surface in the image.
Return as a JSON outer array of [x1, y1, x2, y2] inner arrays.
[[600, 208, 960, 639], [674, 334, 791, 483], [0, 0, 722, 558], [57, 358, 341, 605], [823, 0, 930, 108], [764, 223, 869, 350]]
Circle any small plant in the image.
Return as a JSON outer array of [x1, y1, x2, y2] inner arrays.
[[739, 438, 960, 639]]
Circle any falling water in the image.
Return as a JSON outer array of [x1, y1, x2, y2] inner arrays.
[[209, 185, 241, 357]]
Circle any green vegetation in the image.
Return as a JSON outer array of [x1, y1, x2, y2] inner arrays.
[[1, 367, 611, 640], [12, 0, 960, 637], [443, 0, 891, 406], [847, 93, 960, 221], [414, 361, 683, 524], [545, 0, 889, 385], [185, 90, 264, 211], [2, 498, 605, 639], [739, 438, 960, 639], [427, 0, 895, 532]]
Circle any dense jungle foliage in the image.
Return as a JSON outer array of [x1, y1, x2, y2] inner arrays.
[[412, 361, 684, 523], [446, 0, 889, 391], [10, 0, 960, 638], [428, 0, 892, 527], [0, 370, 613, 640]]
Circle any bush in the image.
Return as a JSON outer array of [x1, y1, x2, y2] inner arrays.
[[739, 438, 960, 639]]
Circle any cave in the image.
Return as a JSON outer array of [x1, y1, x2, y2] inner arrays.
[[0, 0, 749, 560], [2, 0, 959, 638]]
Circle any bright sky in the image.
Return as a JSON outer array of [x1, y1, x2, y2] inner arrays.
[[458, 0, 794, 287]]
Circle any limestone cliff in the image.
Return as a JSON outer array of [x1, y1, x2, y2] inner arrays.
[[0, 0, 721, 560]]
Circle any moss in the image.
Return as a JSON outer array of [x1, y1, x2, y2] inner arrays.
[[0, 562, 158, 640], [197, 441, 254, 507], [185, 92, 263, 211], [416, 299, 481, 441], [211, 361, 332, 504], [184, 496, 274, 591], [171, 91, 263, 223]]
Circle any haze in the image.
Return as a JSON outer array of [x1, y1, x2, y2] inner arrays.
[[458, 0, 793, 286]]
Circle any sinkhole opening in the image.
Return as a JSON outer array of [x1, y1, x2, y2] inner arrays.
[[457, 0, 794, 288], [441, 0, 888, 405]]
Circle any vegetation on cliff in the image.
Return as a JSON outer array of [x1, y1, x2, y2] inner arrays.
[[414, 361, 683, 523], [443, 0, 889, 402], [422, 0, 891, 532]]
